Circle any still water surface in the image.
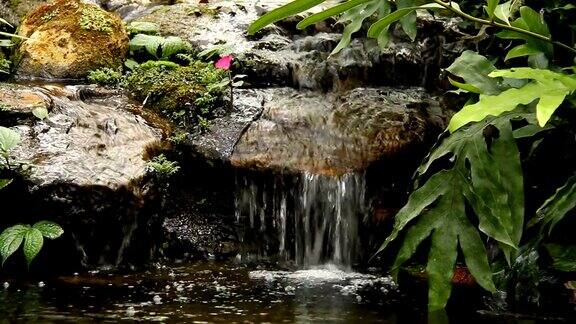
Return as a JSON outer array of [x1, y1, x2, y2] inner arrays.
[[0, 261, 566, 323]]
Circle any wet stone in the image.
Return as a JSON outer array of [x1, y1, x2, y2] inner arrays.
[[230, 87, 437, 176]]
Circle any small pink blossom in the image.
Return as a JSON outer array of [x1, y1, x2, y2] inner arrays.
[[215, 55, 234, 70]]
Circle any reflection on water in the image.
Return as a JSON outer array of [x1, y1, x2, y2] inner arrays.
[[0, 261, 561, 323]]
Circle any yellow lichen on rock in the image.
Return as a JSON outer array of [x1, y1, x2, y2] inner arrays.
[[14, 0, 129, 80]]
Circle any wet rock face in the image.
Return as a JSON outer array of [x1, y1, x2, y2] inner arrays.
[[15, 0, 128, 80], [8, 85, 161, 188], [127, 1, 464, 91], [230, 87, 436, 176], [0, 83, 164, 270]]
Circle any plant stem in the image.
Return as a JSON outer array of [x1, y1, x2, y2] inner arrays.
[[229, 72, 234, 110], [433, 0, 576, 56]]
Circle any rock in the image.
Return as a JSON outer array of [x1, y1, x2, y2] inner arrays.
[[0, 83, 164, 270], [7, 84, 161, 187], [230, 87, 439, 176], [0, 0, 48, 26], [14, 0, 129, 80], [0, 83, 51, 118], [127, 1, 465, 91]]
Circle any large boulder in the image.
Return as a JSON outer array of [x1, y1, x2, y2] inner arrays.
[[0, 83, 164, 270], [14, 0, 128, 80]]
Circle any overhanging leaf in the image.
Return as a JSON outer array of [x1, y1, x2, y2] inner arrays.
[[546, 244, 576, 272], [248, 0, 327, 35], [448, 68, 576, 131], [297, 0, 372, 29]]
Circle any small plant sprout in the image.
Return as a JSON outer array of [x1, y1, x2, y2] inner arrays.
[[147, 154, 180, 178], [0, 126, 20, 170]]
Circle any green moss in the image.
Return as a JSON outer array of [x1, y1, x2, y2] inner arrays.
[[125, 60, 227, 128], [41, 9, 59, 22], [87, 67, 123, 85], [79, 6, 113, 33]]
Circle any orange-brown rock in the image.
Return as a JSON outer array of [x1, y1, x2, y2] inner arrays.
[[14, 0, 128, 80]]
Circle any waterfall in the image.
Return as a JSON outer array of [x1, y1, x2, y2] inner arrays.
[[235, 172, 367, 269]]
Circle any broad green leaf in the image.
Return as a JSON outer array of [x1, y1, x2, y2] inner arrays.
[[449, 67, 576, 131], [297, 0, 372, 29], [0, 126, 20, 153], [380, 109, 531, 310], [32, 107, 49, 121], [130, 34, 162, 58], [446, 51, 501, 95], [545, 244, 576, 272], [33, 221, 64, 239], [537, 92, 567, 126], [248, 0, 327, 35], [0, 225, 28, 265], [505, 44, 541, 61], [494, 1, 512, 25], [0, 179, 12, 190], [23, 228, 43, 266], [160, 36, 189, 59], [533, 175, 576, 235], [485, 0, 499, 19]]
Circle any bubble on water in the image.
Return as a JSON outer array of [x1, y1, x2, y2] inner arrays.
[[38, 281, 45, 288], [126, 306, 136, 317], [153, 295, 162, 304], [284, 285, 295, 292], [3, 282, 9, 289]]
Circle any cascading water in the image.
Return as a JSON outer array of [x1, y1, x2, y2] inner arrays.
[[235, 172, 367, 269]]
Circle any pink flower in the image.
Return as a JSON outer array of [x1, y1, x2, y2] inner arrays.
[[215, 55, 234, 70]]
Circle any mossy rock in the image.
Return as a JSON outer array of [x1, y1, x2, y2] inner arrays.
[[124, 60, 227, 128], [14, 0, 129, 80]]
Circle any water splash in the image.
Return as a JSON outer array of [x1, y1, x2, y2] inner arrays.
[[235, 172, 367, 268]]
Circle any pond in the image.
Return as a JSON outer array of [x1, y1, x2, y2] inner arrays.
[[0, 261, 562, 323]]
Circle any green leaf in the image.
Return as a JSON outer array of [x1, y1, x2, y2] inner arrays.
[[32, 107, 49, 121], [248, 0, 327, 35], [445, 51, 501, 95], [0, 179, 12, 190], [367, 3, 443, 39], [546, 244, 576, 272], [533, 175, 576, 235], [505, 44, 541, 61], [130, 34, 162, 58], [0, 225, 28, 265], [380, 109, 531, 310], [448, 77, 482, 94], [485, 0, 499, 19], [448, 68, 576, 131], [0, 126, 20, 154], [33, 221, 64, 239], [297, 0, 372, 29], [494, 1, 512, 25], [23, 228, 43, 266], [160, 36, 189, 59], [332, 1, 381, 55]]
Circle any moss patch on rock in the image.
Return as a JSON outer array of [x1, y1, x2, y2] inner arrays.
[[125, 60, 227, 128], [14, 0, 128, 79]]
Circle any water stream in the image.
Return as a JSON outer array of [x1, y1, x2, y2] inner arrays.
[[236, 172, 367, 269]]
